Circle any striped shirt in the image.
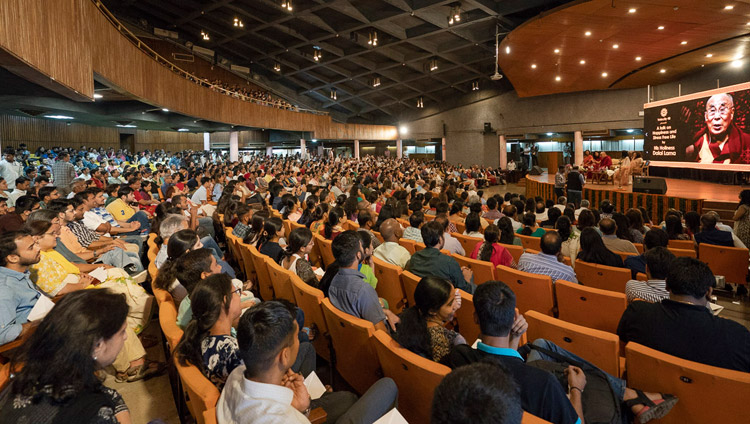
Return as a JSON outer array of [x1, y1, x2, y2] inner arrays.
[[625, 279, 668, 303], [517, 252, 578, 283], [67, 220, 100, 248]]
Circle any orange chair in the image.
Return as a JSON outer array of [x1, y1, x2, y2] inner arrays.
[[454, 221, 466, 234], [345, 220, 360, 230], [522, 412, 553, 423], [574, 260, 632, 293], [289, 220, 305, 232], [400, 270, 422, 308], [668, 239, 694, 250], [315, 234, 336, 268], [223, 228, 240, 263], [153, 286, 171, 307], [612, 250, 638, 262], [372, 257, 407, 313], [147, 243, 159, 264], [237, 241, 256, 285], [290, 275, 330, 361], [516, 234, 541, 251], [174, 355, 220, 424], [495, 265, 554, 316], [632, 243, 644, 254], [147, 232, 158, 250], [266, 259, 296, 304], [499, 242, 524, 263], [396, 218, 410, 228], [453, 254, 496, 285], [398, 238, 417, 255], [248, 247, 274, 301], [148, 261, 159, 287], [526, 311, 622, 377], [698, 244, 749, 286], [452, 233, 484, 257], [372, 330, 450, 424], [555, 280, 627, 334], [159, 297, 184, 352], [453, 289, 480, 344], [320, 299, 380, 394], [282, 219, 292, 240], [371, 230, 385, 244], [625, 342, 750, 424], [667, 247, 697, 258]]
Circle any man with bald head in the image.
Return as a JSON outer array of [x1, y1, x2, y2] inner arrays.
[[686, 93, 750, 164], [373, 218, 411, 268], [600, 217, 638, 254]]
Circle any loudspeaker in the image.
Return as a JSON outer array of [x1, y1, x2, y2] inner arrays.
[[529, 166, 544, 175], [484, 122, 493, 133], [633, 176, 667, 194]]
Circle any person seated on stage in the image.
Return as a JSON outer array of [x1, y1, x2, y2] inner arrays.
[[624, 228, 669, 279], [517, 231, 577, 284], [577, 227, 626, 269], [582, 149, 594, 168], [406, 222, 475, 294], [395, 276, 465, 363], [599, 217, 638, 254], [516, 212, 545, 238], [618, 257, 750, 373], [431, 362, 523, 424], [444, 281, 677, 424], [471, 224, 513, 268], [217, 301, 398, 424], [373, 218, 411, 269], [598, 151, 612, 170], [624, 247, 675, 303], [694, 213, 746, 248]]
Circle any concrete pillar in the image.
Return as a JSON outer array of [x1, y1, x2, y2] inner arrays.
[[265, 143, 273, 157], [574, 130, 584, 166], [498, 134, 507, 170], [441, 137, 446, 162], [397, 139, 403, 159], [229, 131, 239, 162], [317, 145, 324, 157], [354, 139, 360, 159], [299, 139, 306, 159], [203, 132, 210, 151]]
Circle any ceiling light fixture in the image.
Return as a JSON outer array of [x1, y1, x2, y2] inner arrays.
[[555, 76, 561, 81], [680, 41, 687, 45], [628, 8, 636, 13], [233, 17, 244, 28], [201, 30, 210, 41], [660, 69, 666, 73], [546, 132, 554, 136], [706, 53, 713, 58], [732, 59, 743, 68], [367, 30, 378, 47], [531, 64, 537, 69], [554, 48, 560, 53], [612, 44, 619, 49], [635, 56, 642, 61], [116, 124, 137, 128], [281, 0, 293, 12], [585, 31, 591, 36], [601, 72, 608, 77], [45, 115, 74, 120], [657, 26, 665, 30], [429, 59, 438, 71], [417, 96, 424, 108], [579, 59, 586, 64], [448, 4, 461, 25], [273, 62, 281, 72], [177, 128, 189, 132], [472, 81, 480, 91], [93, 93, 103, 99], [313, 47, 322, 61], [371, 77, 381, 87], [162, 108, 169, 112], [626, 129, 634, 133], [724, 5, 734, 10], [330, 88, 337, 100], [505, 46, 510, 54]]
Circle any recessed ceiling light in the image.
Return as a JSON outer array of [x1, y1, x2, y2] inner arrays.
[[680, 41, 688, 45], [601, 72, 608, 77], [93, 93, 103, 99], [660, 69, 666, 73], [546, 133, 554, 136], [732, 60, 743, 68], [706, 53, 713, 57], [44, 115, 74, 120], [585, 31, 591, 36], [613, 44, 619, 49], [635, 56, 642, 61], [116, 124, 137, 128], [657, 26, 665, 30], [554, 48, 560, 54], [724, 5, 734, 10], [626, 129, 634, 133], [579, 59, 586, 64], [162, 108, 169, 112], [628, 8, 636, 13], [505, 46, 510, 54], [555, 76, 561, 81], [177, 128, 189, 132], [531, 64, 537, 69]]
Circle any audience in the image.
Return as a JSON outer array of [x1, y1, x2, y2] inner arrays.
[[577, 227, 626, 268], [624, 228, 669, 279], [624, 247, 675, 303], [517, 231, 577, 283], [694, 212, 746, 248], [406, 221, 475, 294], [281, 227, 320, 288], [470, 224, 513, 267], [599, 217, 638, 254], [373, 218, 411, 269]]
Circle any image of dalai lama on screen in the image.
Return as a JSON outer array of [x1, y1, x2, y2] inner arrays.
[[685, 93, 750, 164]]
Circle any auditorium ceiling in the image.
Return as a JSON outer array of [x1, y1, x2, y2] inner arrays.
[[102, 0, 573, 125]]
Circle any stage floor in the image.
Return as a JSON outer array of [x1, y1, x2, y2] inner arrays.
[[526, 173, 742, 203]]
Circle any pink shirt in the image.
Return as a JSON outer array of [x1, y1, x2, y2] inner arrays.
[[470, 242, 513, 268]]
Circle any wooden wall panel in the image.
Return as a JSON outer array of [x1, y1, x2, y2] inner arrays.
[[0, 114, 118, 151], [134, 130, 203, 152]]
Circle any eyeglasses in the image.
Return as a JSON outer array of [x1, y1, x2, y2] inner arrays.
[[705, 105, 733, 118], [232, 288, 242, 296]]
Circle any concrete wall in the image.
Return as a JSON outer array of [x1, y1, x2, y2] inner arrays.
[[406, 62, 748, 167]]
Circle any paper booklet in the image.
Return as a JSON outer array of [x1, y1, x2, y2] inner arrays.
[[28, 294, 55, 322], [303, 371, 327, 400], [88, 267, 108, 282], [373, 408, 409, 424]]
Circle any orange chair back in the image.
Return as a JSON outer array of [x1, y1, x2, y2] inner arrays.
[[147, 232, 158, 250], [453, 254, 496, 285], [372, 330, 450, 424], [522, 412, 553, 423], [153, 287, 171, 307], [423, 213, 436, 221], [148, 261, 159, 287], [499, 242, 524, 263], [555, 280, 627, 334], [516, 234, 542, 251], [289, 276, 330, 361], [266, 259, 296, 304], [237, 241, 256, 283], [345, 220, 360, 231], [372, 257, 407, 313], [314, 234, 336, 268], [453, 289, 480, 344], [400, 270, 421, 308], [290, 220, 306, 232], [282, 219, 292, 240], [223, 228, 239, 262], [526, 311, 621, 377], [249, 246, 274, 301], [633, 243, 644, 254], [454, 221, 466, 234], [668, 239, 695, 250], [147, 244, 159, 263], [320, 299, 380, 394], [396, 218, 410, 228], [612, 250, 637, 262], [158, 297, 183, 352], [0, 363, 11, 392], [371, 230, 385, 244], [452, 233, 483, 257], [495, 265, 554, 316], [574, 260, 632, 293], [625, 342, 750, 424], [398, 238, 417, 255], [698, 244, 749, 285], [667, 247, 697, 258], [174, 355, 220, 424]]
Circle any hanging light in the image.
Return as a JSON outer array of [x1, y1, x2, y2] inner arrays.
[[448, 4, 461, 25], [233, 17, 244, 28], [417, 97, 424, 108], [368, 30, 378, 47], [201, 30, 210, 41], [429, 59, 438, 71], [273, 62, 281, 72], [472, 81, 479, 91], [281, 0, 292, 11], [313, 48, 322, 61], [330, 88, 337, 100], [371, 77, 381, 88]]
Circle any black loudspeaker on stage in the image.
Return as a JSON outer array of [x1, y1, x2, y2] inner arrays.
[[633, 176, 667, 194], [528, 166, 544, 175]]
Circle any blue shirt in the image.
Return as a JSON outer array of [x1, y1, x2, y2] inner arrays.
[[329, 268, 386, 326], [517, 252, 578, 284], [0, 267, 41, 344]]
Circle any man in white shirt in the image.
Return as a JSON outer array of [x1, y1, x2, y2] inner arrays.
[[6, 177, 29, 208], [218, 302, 398, 424], [330, 178, 343, 198], [190, 177, 212, 204], [435, 216, 465, 256], [574, 199, 590, 220], [502, 204, 523, 232], [373, 219, 411, 268], [0, 149, 21, 190]]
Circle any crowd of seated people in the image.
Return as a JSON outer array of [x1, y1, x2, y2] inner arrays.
[[207, 79, 298, 111], [1, 146, 750, 423]]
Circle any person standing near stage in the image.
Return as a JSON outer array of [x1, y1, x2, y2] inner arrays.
[[566, 166, 584, 208], [554, 166, 566, 199]]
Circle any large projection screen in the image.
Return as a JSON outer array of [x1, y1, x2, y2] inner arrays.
[[644, 81, 750, 172]]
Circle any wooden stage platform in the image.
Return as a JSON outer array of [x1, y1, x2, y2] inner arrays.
[[525, 173, 742, 224]]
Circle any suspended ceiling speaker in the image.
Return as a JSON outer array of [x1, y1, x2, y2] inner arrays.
[[490, 24, 504, 81]]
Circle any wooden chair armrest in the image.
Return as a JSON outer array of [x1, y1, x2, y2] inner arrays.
[[309, 407, 327, 424]]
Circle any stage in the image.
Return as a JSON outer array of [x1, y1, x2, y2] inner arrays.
[[524, 173, 742, 224]]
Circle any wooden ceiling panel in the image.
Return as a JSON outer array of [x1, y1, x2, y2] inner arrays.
[[499, 0, 750, 97]]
